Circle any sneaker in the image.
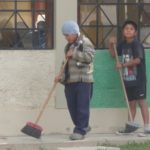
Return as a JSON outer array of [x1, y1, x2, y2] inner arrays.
[[69, 133, 84, 140], [117, 122, 139, 134], [116, 129, 129, 135], [84, 126, 91, 133], [116, 127, 135, 135]]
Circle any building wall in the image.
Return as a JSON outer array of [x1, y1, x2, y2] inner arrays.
[[0, 0, 78, 136], [91, 50, 150, 108], [0, 0, 149, 136]]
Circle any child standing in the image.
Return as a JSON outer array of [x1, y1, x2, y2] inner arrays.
[[55, 20, 95, 140], [109, 20, 150, 133]]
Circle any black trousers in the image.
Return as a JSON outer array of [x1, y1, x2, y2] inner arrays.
[[65, 82, 93, 135]]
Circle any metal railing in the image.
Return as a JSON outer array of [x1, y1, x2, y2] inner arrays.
[[78, 0, 150, 49], [0, 0, 54, 50]]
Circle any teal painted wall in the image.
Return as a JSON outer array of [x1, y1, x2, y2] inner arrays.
[[91, 50, 150, 108]]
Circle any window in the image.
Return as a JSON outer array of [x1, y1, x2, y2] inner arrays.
[[78, 0, 150, 49], [0, 0, 54, 50]]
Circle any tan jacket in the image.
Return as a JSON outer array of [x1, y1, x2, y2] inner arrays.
[[61, 35, 95, 84]]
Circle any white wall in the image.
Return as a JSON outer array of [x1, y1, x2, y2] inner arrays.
[[0, 50, 56, 135], [0, 0, 78, 136]]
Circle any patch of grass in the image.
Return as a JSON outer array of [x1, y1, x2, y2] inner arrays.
[[98, 141, 150, 150], [120, 142, 150, 150]]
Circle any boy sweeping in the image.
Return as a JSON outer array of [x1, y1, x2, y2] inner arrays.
[[109, 20, 150, 134], [55, 20, 95, 140]]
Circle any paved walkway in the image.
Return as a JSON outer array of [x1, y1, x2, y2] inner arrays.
[[0, 133, 150, 150]]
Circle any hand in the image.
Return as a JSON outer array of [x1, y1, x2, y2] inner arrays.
[[116, 63, 123, 69], [108, 36, 117, 57], [54, 75, 61, 83], [109, 36, 117, 45], [66, 49, 73, 59]]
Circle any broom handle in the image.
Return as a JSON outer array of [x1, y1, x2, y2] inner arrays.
[[113, 44, 133, 122], [35, 59, 68, 124]]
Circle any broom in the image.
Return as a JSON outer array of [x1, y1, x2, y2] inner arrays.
[[21, 59, 68, 138], [113, 44, 140, 133]]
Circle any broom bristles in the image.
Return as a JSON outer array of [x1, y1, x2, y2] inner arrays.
[[26, 122, 43, 130], [21, 122, 43, 139]]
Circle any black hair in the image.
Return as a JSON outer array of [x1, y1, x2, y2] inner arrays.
[[122, 20, 137, 31]]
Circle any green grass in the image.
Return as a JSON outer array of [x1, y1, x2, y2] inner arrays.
[[120, 142, 150, 150], [100, 141, 150, 150]]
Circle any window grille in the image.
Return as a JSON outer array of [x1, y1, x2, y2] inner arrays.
[[78, 0, 150, 49], [0, 0, 54, 50]]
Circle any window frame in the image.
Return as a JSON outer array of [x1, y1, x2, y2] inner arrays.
[[78, 0, 150, 49], [0, 0, 54, 50]]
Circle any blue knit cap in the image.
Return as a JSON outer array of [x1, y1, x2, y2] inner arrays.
[[62, 20, 80, 35]]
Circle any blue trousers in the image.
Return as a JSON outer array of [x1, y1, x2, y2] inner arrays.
[[65, 82, 93, 135]]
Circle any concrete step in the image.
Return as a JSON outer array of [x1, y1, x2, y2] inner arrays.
[[0, 133, 150, 150], [58, 146, 120, 150]]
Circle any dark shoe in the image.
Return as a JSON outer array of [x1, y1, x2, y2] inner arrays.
[[116, 122, 139, 134], [116, 129, 135, 135], [69, 133, 84, 140], [118, 129, 130, 134]]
